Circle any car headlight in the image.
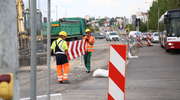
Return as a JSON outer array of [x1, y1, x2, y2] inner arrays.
[[168, 43, 174, 46]]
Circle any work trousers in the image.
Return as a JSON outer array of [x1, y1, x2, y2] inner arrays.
[[57, 63, 69, 81], [83, 52, 92, 71]]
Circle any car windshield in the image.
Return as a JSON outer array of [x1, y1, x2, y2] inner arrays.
[[110, 32, 117, 35], [154, 34, 159, 36], [169, 18, 180, 37], [96, 33, 101, 35], [91, 33, 97, 36]]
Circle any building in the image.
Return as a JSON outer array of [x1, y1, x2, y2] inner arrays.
[[136, 12, 148, 23]]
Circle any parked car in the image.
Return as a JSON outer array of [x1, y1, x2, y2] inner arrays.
[[91, 33, 105, 39], [152, 32, 159, 43], [106, 32, 120, 41]]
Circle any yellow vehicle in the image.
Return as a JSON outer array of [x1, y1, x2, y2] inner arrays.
[[16, 0, 26, 34], [16, 0, 30, 50], [0, 74, 13, 100]]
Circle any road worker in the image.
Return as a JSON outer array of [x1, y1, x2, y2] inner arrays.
[[83, 29, 95, 73], [51, 31, 70, 83]]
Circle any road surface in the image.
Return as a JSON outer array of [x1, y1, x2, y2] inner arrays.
[[126, 44, 180, 100], [61, 44, 180, 100], [19, 40, 180, 100], [19, 39, 110, 98]]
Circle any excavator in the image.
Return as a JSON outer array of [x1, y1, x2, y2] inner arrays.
[[16, 0, 29, 49], [16, 0, 43, 50]]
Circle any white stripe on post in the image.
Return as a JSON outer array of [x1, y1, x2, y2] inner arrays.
[[82, 40, 86, 55], [73, 41, 78, 58], [68, 42, 73, 60], [110, 47, 126, 76], [77, 40, 81, 57], [109, 78, 124, 100]]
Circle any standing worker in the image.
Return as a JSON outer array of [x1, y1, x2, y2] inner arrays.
[[83, 29, 95, 73], [51, 31, 70, 83]]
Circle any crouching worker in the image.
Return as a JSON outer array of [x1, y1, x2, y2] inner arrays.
[[51, 31, 70, 83]]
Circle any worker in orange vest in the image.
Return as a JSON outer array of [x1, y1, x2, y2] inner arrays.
[[83, 29, 95, 73], [51, 31, 70, 83]]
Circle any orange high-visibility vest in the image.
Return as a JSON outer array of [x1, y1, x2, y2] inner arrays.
[[83, 36, 95, 52]]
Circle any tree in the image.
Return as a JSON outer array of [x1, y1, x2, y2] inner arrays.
[[140, 22, 147, 32], [125, 24, 135, 32], [148, 0, 180, 31], [148, 1, 158, 31], [98, 18, 106, 27]]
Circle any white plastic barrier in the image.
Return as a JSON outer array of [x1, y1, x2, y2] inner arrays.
[[21, 93, 62, 100], [93, 69, 108, 78]]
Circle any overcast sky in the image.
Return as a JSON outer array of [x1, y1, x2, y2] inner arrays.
[[23, 0, 154, 19]]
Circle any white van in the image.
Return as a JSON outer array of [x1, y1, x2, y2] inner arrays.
[[152, 32, 159, 43]]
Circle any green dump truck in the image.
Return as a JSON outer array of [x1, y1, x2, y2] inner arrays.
[[43, 17, 87, 41]]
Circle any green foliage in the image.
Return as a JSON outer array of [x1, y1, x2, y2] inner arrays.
[[125, 24, 135, 32], [140, 22, 147, 32], [98, 18, 106, 26], [148, 0, 180, 31], [86, 25, 99, 33]]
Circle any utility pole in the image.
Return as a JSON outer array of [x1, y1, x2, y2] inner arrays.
[[0, 0, 20, 100], [157, 0, 160, 32], [30, 0, 37, 99], [56, 5, 58, 20], [136, 18, 140, 31], [47, 0, 51, 100], [147, 14, 149, 32], [144, 0, 150, 32]]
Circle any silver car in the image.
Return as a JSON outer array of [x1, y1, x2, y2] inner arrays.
[[106, 32, 120, 41]]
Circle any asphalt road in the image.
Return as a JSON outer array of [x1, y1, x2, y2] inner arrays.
[[62, 43, 180, 100], [19, 39, 180, 100], [126, 44, 180, 100], [19, 39, 110, 98]]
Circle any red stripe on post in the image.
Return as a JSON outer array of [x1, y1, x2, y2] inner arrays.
[[108, 93, 115, 100], [111, 45, 127, 61], [109, 61, 125, 92]]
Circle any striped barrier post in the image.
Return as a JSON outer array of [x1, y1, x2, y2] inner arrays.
[[108, 44, 127, 100], [67, 40, 86, 60]]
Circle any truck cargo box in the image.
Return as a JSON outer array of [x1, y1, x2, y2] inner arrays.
[[50, 18, 86, 37]]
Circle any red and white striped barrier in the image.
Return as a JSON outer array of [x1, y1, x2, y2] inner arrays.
[[67, 40, 87, 60], [108, 44, 127, 100]]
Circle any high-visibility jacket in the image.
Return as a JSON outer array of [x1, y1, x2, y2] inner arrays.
[[83, 35, 95, 52], [51, 38, 68, 54]]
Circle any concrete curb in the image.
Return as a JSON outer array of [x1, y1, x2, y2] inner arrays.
[[21, 93, 62, 100]]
